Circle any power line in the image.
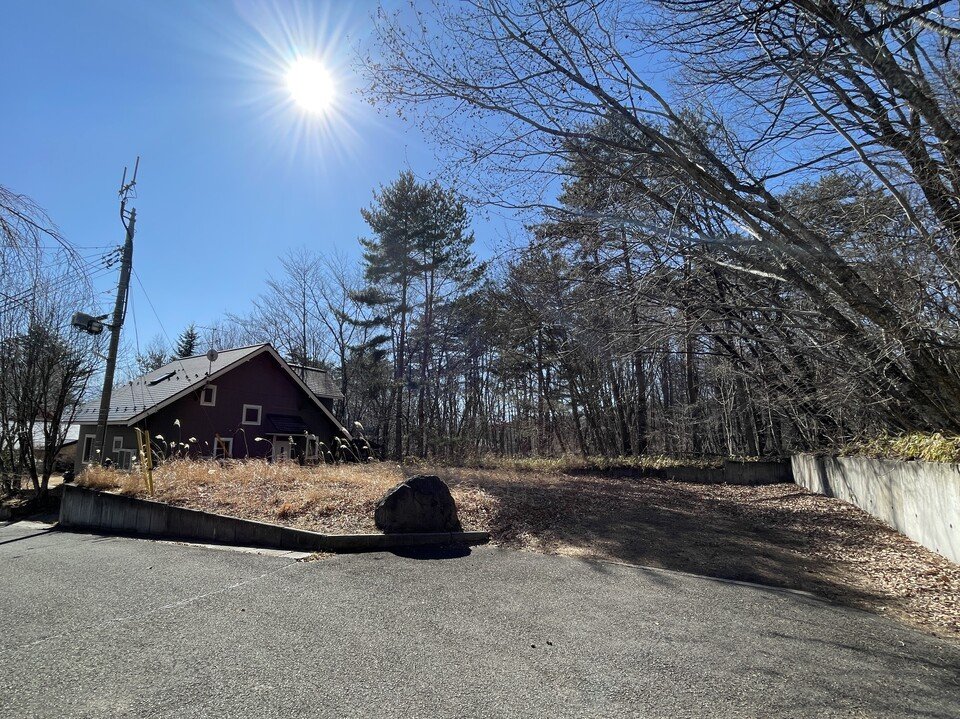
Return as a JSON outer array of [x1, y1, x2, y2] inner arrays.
[[127, 287, 148, 412], [132, 268, 178, 349], [132, 267, 219, 439], [0, 241, 117, 250]]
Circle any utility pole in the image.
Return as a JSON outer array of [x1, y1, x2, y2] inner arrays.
[[91, 158, 139, 465]]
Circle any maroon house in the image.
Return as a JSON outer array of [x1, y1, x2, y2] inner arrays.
[[74, 343, 347, 469]]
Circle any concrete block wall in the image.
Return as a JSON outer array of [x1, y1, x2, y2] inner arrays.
[[792, 454, 960, 564]]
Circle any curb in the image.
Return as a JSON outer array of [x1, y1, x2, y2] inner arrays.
[[59, 485, 489, 553]]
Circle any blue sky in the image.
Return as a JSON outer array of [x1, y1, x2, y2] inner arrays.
[[2, 0, 512, 364]]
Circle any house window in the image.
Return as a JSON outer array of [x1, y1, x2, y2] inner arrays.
[[115, 450, 134, 471], [112, 436, 124, 452], [82, 435, 95, 462], [242, 404, 262, 426], [214, 436, 232, 459], [200, 385, 217, 406]]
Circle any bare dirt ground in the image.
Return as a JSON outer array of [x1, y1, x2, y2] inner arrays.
[[78, 460, 960, 641]]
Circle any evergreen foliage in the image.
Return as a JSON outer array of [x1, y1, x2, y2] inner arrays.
[[354, 171, 480, 459], [175, 323, 199, 359]]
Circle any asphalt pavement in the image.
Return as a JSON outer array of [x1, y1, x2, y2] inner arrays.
[[1, 519, 958, 718]]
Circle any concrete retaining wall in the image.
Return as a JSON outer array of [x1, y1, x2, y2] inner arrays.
[[650, 466, 725, 484], [58, 485, 489, 552], [641, 461, 791, 485], [722, 460, 792, 485], [792, 454, 960, 564]]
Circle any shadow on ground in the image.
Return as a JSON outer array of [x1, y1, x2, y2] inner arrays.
[[432, 466, 960, 640], [390, 545, 473, 560]]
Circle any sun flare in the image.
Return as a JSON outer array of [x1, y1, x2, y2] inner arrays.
[[286, 57, 335, 115]]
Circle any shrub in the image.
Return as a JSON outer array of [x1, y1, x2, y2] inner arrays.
[[842, 432, 960, 463]]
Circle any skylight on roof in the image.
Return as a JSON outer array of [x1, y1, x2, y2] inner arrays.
[[147, 371, 176, 386]]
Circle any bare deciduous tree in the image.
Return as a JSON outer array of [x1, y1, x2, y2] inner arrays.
[[1, 186, 95, 494], [366, 0, 960, 432]]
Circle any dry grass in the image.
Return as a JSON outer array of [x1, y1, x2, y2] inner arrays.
[[78, 459, 960, 641], [842, 431, 960, 463], [418, 453, 725, 474], [78, 459, 493, 534]]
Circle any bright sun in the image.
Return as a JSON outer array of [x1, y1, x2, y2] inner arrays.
[[286, 58, 335, 115]]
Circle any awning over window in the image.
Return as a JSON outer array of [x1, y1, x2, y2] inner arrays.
[[266, 414, 309, 434]]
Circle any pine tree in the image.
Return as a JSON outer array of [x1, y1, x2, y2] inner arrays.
[[175, 324, 200, 358], [357, 172, 428, 459], [355, 171, 480, 459], [412, 182, 481, 455]]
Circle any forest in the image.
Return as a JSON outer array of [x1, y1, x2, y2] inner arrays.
[[199, 1, 960, 461], [6, 0, 960, 468]]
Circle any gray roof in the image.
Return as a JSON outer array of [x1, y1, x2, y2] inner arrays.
[[288, 363, 343, 401], [32, 422, 81, 448], [74, 344, 268, 424]]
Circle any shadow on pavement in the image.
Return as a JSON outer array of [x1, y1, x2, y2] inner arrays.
[[430, 465, 959, 638], [0, 528, 56, 546], [390, 545, 473, 560]]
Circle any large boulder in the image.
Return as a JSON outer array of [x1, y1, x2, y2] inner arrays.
[[374, 474, 462, 533]]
